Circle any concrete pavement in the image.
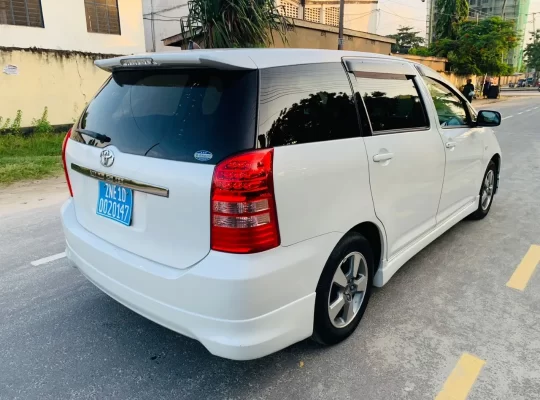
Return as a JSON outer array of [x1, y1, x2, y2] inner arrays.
[[1, 97, 540, 399]]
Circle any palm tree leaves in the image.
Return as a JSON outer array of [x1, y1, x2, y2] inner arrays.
[[184, 0, 291, 48]]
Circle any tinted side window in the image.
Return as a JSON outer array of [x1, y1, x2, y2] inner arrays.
[[423, 77, 469, 127], [354, 73, 428, 133], [258, 63, 360, 147]]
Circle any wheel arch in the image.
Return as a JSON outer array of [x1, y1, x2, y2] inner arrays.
[[347, 221, 385, 274], [490, 153, 501, 194]]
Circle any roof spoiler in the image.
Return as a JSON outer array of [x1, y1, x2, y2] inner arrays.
[[94, 51, 258, 72]]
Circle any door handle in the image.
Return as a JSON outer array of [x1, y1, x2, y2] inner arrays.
[[373, 152, 394, 162], [446, 142, 457, 149]]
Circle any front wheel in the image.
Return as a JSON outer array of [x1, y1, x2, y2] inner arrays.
[[312, 233, 374, 345], [469, 161, 497, 220]]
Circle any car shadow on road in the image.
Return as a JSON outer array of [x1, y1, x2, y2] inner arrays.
[[56, 285, 331, 398]]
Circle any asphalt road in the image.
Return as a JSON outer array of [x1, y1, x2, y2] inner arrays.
[[2, 97, 540, 400]]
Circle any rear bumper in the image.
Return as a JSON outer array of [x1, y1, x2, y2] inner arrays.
[[61, 199, 341, 360]]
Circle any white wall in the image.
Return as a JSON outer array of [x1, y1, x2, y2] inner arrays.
[[1, 0, 145, 55], [142, 0, 188, 52]]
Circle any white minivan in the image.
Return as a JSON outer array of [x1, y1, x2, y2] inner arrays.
[[61, 49, 502, 360]]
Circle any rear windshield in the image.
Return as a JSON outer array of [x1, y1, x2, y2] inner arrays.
[[77, 69, 258, 164]]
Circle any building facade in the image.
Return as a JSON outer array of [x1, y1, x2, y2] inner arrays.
[[0, 0, 146, 126], [142, 0, 379, 52], [278, 0, 378, 33], [426, 0, 531, 70]]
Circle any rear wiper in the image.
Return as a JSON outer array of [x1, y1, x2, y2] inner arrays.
[[76, 128, 111, 143]]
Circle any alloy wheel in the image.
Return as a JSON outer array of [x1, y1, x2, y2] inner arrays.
[[481, 170, 495, 211], [327, 252, 368, 329]]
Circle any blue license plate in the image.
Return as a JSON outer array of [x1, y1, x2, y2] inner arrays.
[[96, 181, 133, 226]]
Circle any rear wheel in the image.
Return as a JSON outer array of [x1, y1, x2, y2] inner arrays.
[[469, 161, 497, 220], [312, 233, 374, 345]]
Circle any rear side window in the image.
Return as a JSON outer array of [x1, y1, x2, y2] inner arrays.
[[353, 72, 428, 133], [76, 69, 258, 164], [257, 63, 360, 147]]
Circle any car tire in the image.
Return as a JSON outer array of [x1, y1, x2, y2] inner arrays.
[[312, 233, 374, 345], [469, 161, 497, 220]]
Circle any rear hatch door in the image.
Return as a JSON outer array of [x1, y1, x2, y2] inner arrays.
[[65, 67, 258, 269]]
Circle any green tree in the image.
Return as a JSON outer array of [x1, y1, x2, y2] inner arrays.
[[435, 0, 469, 40], [524, 30, 540, 75], [432, 17, 518, 76], [181, 0, 290, 48], [409, 46, 432, 57], [387, 26, 425, 53]]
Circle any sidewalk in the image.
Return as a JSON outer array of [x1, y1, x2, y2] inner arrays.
[[471, 97, 508, 107], [0, 176, 68, 217]]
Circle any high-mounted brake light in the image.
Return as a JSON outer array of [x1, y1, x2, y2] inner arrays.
[[211, 149, 280, 254], [120, 58, 156, 66], [62, 129, 73, 197]]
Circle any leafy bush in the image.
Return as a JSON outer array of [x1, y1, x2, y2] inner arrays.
[[0, 110, 22, 135], [11, 110, 22, 135], [32, 107, 54, 134]]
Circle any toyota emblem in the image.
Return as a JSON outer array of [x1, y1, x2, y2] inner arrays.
[[100, 149, 115, 168]]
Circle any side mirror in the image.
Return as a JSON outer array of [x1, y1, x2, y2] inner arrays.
[[477, 110, 501, 127]]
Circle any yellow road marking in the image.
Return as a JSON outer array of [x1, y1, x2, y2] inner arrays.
[[435, 353, 485, 400], [506, 245, 540, 291]]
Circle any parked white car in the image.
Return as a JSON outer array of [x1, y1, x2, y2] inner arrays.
[[61, 49, 502, 360]]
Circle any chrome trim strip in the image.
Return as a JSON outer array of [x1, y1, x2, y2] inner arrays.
[[71, 163, 169, 198]]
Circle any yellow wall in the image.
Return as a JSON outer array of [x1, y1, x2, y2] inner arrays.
[[272, 19, 393, 54], [0, 49, 110, 127], [392, 54, 447, 72]]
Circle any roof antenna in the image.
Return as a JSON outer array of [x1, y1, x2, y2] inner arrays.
[[188, 40, 201, 50]]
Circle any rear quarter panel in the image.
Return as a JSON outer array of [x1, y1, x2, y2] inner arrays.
[[273, 138, 382, 248]]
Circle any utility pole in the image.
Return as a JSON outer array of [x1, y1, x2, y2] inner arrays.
[[150, 0, 156, 52], [534, 13, 537, 42], [337, 0, 345, 50]]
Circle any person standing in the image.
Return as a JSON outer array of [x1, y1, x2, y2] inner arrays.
[[483, 79, 492, 99], [463, 79, 475, 103]]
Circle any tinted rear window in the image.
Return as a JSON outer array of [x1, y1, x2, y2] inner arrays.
[[77, 69, 258, 164]]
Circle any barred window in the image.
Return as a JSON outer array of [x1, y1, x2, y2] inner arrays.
[[325, 7, 339, 27], [304, 7, 321, 23], [84, 0, 121, 35], [0, 0, 44, 27], [280, 1, 298, 19]]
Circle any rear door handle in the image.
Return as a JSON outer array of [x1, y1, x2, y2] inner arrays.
[[446, 142, 457, 149], [373, 152, 394, 162]]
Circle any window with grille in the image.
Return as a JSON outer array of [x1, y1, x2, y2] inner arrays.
[[280, 2, 298, 19], [325, 7, 339, 27], [84, 0, 121, 35], [0, 0, 44, 27], [304, 7, 321, 23]]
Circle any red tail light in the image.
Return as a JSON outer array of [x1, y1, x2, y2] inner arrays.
[[62, 129, 73, 197], [211, 149, 280, 254]]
